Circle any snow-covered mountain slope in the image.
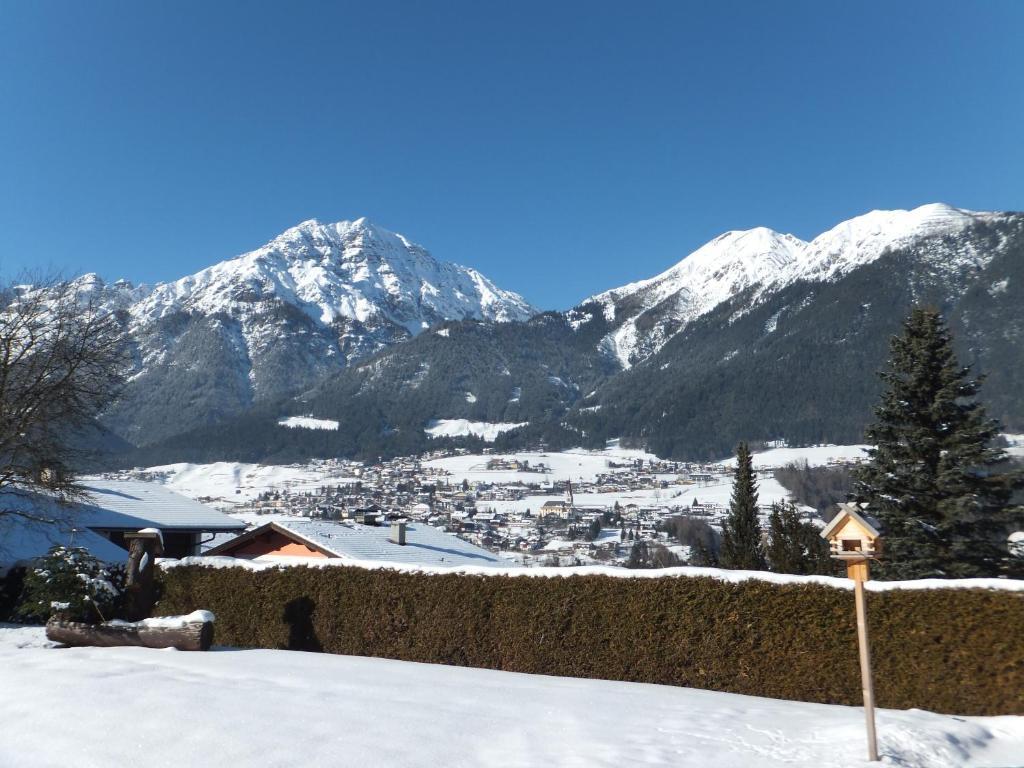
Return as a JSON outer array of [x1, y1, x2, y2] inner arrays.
[[588, 203, 1006, 368], [782, 203, 1004, 285], [588, 228, 807, 367], [128, 217, 534, 332], [84, 218, 535, 445]]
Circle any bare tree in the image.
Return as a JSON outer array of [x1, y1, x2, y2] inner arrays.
[[0, 276, 129, 518]]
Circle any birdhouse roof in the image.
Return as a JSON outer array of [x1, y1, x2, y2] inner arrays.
[[820, 503, 881, 541]]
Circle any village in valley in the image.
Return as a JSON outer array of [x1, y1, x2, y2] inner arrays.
[[93, 441, 869, 568], [4, 4, 1024, 766]]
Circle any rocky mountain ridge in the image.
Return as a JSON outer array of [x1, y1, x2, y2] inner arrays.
[[111, 203, 1024, 465], [72, 217, 536, 445]]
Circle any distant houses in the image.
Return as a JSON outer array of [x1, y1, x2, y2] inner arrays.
[[206, 518, 511, 568]]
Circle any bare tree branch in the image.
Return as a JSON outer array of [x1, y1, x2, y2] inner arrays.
[[0, 274, 130, 518]]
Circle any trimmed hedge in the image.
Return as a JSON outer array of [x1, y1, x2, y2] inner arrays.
[[156, 565, 1024, 715]]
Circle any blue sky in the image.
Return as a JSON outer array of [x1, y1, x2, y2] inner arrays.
[[1, 1, 1021, 309]]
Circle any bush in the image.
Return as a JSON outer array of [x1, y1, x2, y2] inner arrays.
[[156, 564, 1024, 715], [18, 546, 125, 623], [0, 567, 26, 621]]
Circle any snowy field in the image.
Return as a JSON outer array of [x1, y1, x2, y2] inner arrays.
[[1006, 434, 1024, 459], [92, 440, 1018, 518], [100, 461, 358, 508], [425, 418, 528, 441], [423, 443, 665, 484], [278, 415, 340, 431], [717, 444, 871, 468], [478, 477, 794, 517], [1, 625, 1021, 768]]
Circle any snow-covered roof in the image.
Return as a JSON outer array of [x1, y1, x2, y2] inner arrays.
[[75, 480, 246, 531], [211, 519, 511, 568], [0, 481, 244, 535], [0, 514, 128, 572], [820, 503, 881, 540]]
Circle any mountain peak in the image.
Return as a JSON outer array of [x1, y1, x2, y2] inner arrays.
[[783, 202, 1002, 285], [585, 203, 1007, 370]]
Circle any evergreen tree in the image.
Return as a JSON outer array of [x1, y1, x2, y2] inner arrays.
[[766, 502, 834, 575], [853, 307, 1023, 579], [720, 442, 767, 570]]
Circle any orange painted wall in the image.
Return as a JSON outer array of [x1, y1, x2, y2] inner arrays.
[[226, 530, 329, 558]]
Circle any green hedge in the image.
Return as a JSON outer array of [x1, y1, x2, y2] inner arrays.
[[156, 565, 1024, 715]]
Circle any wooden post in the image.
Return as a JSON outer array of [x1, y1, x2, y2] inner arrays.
[[848, 560, 879, 762], [124, 530, 163, 621]]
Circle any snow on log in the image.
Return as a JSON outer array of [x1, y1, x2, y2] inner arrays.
[[46, 612, 214, 651]]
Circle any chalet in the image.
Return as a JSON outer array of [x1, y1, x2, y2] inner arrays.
[[0, 479, 245, 569], [206, 519, 512, 568]]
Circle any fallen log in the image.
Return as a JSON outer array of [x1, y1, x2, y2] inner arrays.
[[46, 610, 215, 651]]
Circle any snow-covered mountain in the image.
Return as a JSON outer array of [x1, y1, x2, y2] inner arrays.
[[587, 227, 808, 367], [588, 203, 1006, 368], [89, 202, 1023, 465], [127, 217, 533, 331], [88, 218, 536, 445]]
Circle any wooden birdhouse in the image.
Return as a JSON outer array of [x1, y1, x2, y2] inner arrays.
[[821, 503, 882, 562], [822, 502, 884, 762]]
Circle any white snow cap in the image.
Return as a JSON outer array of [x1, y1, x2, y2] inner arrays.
[[589, 203, 1005, 368], [129, 216, 536, 333]]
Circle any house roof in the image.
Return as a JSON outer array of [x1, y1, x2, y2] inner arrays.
[[76, 480, 246, 531], [0, 514, 128, 572], [0, 480, 244, 569], [820, 503, 882, 540], [0, 477, 242, 545], [207, 519, 512, 568]]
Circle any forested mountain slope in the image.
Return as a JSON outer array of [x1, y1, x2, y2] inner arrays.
[[105, 206, 1024, 465]]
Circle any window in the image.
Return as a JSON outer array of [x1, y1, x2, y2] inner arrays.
[[842, 539, 862, 552]]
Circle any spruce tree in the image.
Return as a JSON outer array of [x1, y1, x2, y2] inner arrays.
[[720, 442, 767, 570], [766, 501, 834, 575], [853, 307, 1023, 579]]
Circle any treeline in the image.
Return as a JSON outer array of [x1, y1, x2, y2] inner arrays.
[[774, 463, 854, 518], [570, 217, 1024, 459]]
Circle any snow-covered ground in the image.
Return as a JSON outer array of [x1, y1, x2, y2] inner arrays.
[[103, 461, 358, 508], [478, 477, 793, 517], [424, 419, 528, 441], [423, 443, 663, 484], [1005, 434, 1024, 459], [718, 444, 871, 469], [1, 625, 1020, 768], [278, 416, 340, 431]]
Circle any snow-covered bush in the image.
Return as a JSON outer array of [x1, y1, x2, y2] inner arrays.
[[18, 546, 125, 623]]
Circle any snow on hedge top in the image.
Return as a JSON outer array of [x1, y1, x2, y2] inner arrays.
[[159, 556, 1024, 593]]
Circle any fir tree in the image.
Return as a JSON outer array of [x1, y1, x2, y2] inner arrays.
[[766, 502, 834, 575], [853, 307, 1023, 579], [720, 442, 766, 570]]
